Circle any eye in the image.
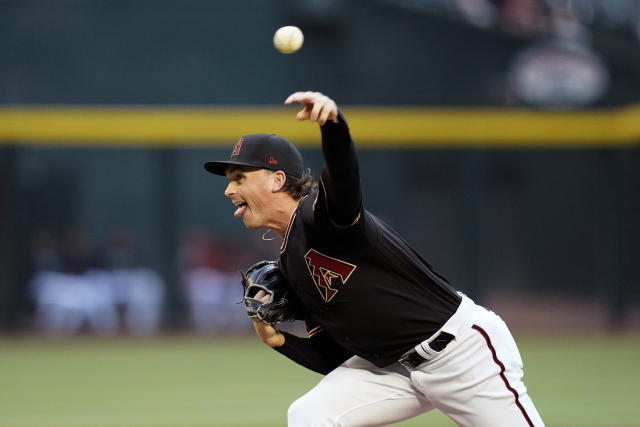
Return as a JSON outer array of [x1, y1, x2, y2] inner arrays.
[[229, 172, 243, 183]]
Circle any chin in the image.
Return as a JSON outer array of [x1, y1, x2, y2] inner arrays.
[[243, 219, 262, 230]]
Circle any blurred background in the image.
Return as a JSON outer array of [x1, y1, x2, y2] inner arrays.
[[1, 0, 638, 337], [0, 0, 639, 425]]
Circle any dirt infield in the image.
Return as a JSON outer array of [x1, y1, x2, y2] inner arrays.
[[483, 291, 640, 334]]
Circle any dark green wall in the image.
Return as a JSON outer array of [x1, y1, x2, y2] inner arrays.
[[1, 0, 639, 106], [2, 144, 638, 328], [1, 0, 639, 329]]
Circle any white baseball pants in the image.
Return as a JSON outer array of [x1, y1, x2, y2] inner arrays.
[[287, 296, 544, 427]]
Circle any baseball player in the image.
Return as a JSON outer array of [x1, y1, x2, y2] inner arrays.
[[204, 91, 544, 426]]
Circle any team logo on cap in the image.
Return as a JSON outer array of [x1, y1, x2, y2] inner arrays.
[[231, 138, 244, 157], [304, 249, 357, 302]]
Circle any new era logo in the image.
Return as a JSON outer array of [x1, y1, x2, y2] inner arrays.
[[269, 156, 278, 165]]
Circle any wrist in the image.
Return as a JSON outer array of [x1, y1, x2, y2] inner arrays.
[[263, 332, 285, 348], [252, 319, 285, 347]]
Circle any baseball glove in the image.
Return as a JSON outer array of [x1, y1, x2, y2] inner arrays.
[[240, 260, 302, 325]]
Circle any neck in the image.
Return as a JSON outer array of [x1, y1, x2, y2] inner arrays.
[[266, 195, 302, 237]]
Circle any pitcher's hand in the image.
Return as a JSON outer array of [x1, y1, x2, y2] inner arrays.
[[285, 91, 339, 126]]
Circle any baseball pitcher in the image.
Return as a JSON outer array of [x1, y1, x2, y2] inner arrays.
[[204, 91, 544, 426]]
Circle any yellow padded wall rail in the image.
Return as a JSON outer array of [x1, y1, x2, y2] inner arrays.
[[0, 105, 638, 147]]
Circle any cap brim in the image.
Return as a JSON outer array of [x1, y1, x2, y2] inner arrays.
[[204, 160, 261, 176]]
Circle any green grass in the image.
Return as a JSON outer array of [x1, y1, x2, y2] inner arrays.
[[0, 334, 638, 426]]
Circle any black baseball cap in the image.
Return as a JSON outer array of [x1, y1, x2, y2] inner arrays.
[[204, 133, 304, 178]]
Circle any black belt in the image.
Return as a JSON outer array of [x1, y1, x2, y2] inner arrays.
[[398, 331, 455, 370]]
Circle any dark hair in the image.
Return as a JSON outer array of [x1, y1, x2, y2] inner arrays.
[[282, 171, 317, 200]]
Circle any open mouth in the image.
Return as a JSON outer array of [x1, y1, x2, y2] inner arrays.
[[234, 201, 248, 217]]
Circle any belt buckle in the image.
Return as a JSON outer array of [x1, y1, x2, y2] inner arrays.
[[398, 350, 427, 370], [398, 352, 413, 370], [398, 331, 456, 370]]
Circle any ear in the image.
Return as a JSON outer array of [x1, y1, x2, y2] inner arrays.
[[271, 171, 287, 192]]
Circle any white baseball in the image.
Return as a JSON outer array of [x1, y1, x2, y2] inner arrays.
[[273, 26, 304, 54]]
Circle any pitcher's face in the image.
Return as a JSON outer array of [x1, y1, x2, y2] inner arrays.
[[224, 166, 277, 229]]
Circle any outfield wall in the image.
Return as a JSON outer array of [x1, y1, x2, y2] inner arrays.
[[0, 107, 638, 330], [1, 0, 639, 331]]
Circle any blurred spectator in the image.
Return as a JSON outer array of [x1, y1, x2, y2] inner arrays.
[[30, 229, 118, 337], [494, 0, 548, 35], [454, 0, 549, 35], [454, 0, 497, 28], [28, 229, 63, 272], [101, 228, 165, 336], [180, 229, 250, 335], [29, 228, 165, 337], [60, 228, 99, 275], [505, 0, 609, 108]]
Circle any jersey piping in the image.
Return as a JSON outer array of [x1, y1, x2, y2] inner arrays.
[[280, 195, 306, 254]]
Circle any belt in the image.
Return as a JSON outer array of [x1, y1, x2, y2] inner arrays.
[[398, 331, 455, 370]]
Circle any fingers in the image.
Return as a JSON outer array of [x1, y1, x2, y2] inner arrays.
[[284, 91, 317, 105], [318, 102, 338, 125], [254, 289, 272, 304], [296, 104, 313, 122], [285, 91, 338, 125]]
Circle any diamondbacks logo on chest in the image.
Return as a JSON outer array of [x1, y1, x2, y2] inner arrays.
[[304, 249, 357, 302]]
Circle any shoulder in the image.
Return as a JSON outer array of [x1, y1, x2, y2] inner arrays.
[[298, 188, 319, 222]]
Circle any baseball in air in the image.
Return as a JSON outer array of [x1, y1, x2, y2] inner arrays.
[[273, 26, 304, 54]]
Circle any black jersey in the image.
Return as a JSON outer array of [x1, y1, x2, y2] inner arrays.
[[275, 113, 461, 370]]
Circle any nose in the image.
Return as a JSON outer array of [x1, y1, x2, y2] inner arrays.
[[224, 181, 235, 197]]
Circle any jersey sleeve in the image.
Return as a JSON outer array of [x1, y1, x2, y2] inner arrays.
[[273, 329, 353, 375], [317, 111, 363, 227]]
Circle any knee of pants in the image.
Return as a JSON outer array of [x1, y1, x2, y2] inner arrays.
[[288, 394, 334, 426]]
